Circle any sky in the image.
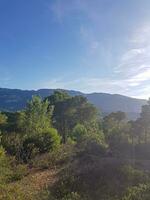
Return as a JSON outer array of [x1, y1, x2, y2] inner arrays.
[[0, 0, 150, 99]]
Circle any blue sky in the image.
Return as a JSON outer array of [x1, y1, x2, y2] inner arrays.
[[0, 0, 150, 99]]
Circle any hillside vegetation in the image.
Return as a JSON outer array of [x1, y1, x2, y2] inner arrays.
[[1, 91, 150, 199]]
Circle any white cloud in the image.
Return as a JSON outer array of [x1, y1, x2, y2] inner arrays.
[[39, 76, 149, 99], [128, 67, 150, 84], [40, 22, 150, 99], [49, 1, 150, 99], [131, 25, 150, 46], [114, 23, 150, 98]]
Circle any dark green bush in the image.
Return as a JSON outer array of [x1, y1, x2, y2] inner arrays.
[[71, 124, 87, 142], [1, 132, 23, 159], [0, 147, 12, 184], [21, 128, 61, 162], [10, 164, 28, 182]]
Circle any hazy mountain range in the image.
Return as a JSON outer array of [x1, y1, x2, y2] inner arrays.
[[0, 88, 147, 119]]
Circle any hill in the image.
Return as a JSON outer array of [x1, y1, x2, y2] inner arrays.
[[0, 88, 147, 119]]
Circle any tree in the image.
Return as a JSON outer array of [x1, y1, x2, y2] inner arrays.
[[48, 93, 98, 143], [103, 111, 127, 137], [1, 112, 24, 133], [23, 96, 52, 135], [70, 96, 98, 125], [104, 111, 126, 125], [128, 118, 143, 145], [71, 124, 87, 142], [139, 100, 150, 143], [45, 90, 70, 105], [103, 111, 130, 155]]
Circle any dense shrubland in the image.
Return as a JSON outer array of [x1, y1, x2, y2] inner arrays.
[[0, 91, 150, 199]]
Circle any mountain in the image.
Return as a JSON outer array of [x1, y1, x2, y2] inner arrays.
[[86, 93, 147, 119], [0, 88, 147, 119]]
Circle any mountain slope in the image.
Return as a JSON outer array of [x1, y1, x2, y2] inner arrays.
[[0, 88, 147, 119], [86, 93, 146, 119]]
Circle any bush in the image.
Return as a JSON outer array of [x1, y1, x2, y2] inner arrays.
[[1, 132, 23, 159], [71, 124, 87, 142], [0, 183, 37, 200], [10, 164, 28, 182], [122, 184, 150, 200], [30, 143, 75, 170], [21, 128, 61, 162], [76, 131, 107, 156], [0, 147, 12, 184], [41, 128, 61, 151], [50, 135, 108, 200]]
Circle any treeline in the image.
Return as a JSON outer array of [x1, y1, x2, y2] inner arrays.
[[0, 91, 101, 162], [0, 91, 150, 199]]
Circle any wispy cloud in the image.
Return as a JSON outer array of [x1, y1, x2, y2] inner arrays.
[[39, 76, 148, 99], [49, 1, 150, 99], [115, 23, 150, 96]]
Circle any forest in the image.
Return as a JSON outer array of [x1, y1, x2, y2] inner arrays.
[[1, 91, 150, 200]]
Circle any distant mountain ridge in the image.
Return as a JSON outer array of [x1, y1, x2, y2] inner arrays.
[[0, 88, 147, 119]]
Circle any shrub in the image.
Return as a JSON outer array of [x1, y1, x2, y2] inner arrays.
[[0, 183, 37, 200], [30, 143, 74, 170], [71, 124, 87, 142], [21, 128, 61, 162], [0, 147, 12, 184], [76, 131, 107, 156], [40, 128, 61, 151], [1, 132, 23, 159], [122, 184, 150, 200], [10, 164, 28, 182]]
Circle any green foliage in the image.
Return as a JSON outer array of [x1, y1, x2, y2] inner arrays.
[[0, 147, 12, 184], [1, 112, 24, 133], [34, 128, 61, 153], [126, 100, 150, 146], [23, 96, 52, 135], [0, 148, 28, 184], [0, 113, 7, 126], [122, 184, 150, 200], [71, 124, 87, 142], [21, 128, 60, 162], [10, 164, 28, 182], [128, 119, 143, 145], [45, 90, 70, 105], [75, 131, 107, 160], [103, 111, 131, 156], [51, 155, 149, 200], [51, 140, 108, 200], [1, 96, 60, 162], [2, 132, 23, 158], [139, 101, 150, 143], [30, 143, 75, 170], [0, 183, 40, 200], [49, 93, 98, 143], [1, 93, 150, 200]]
